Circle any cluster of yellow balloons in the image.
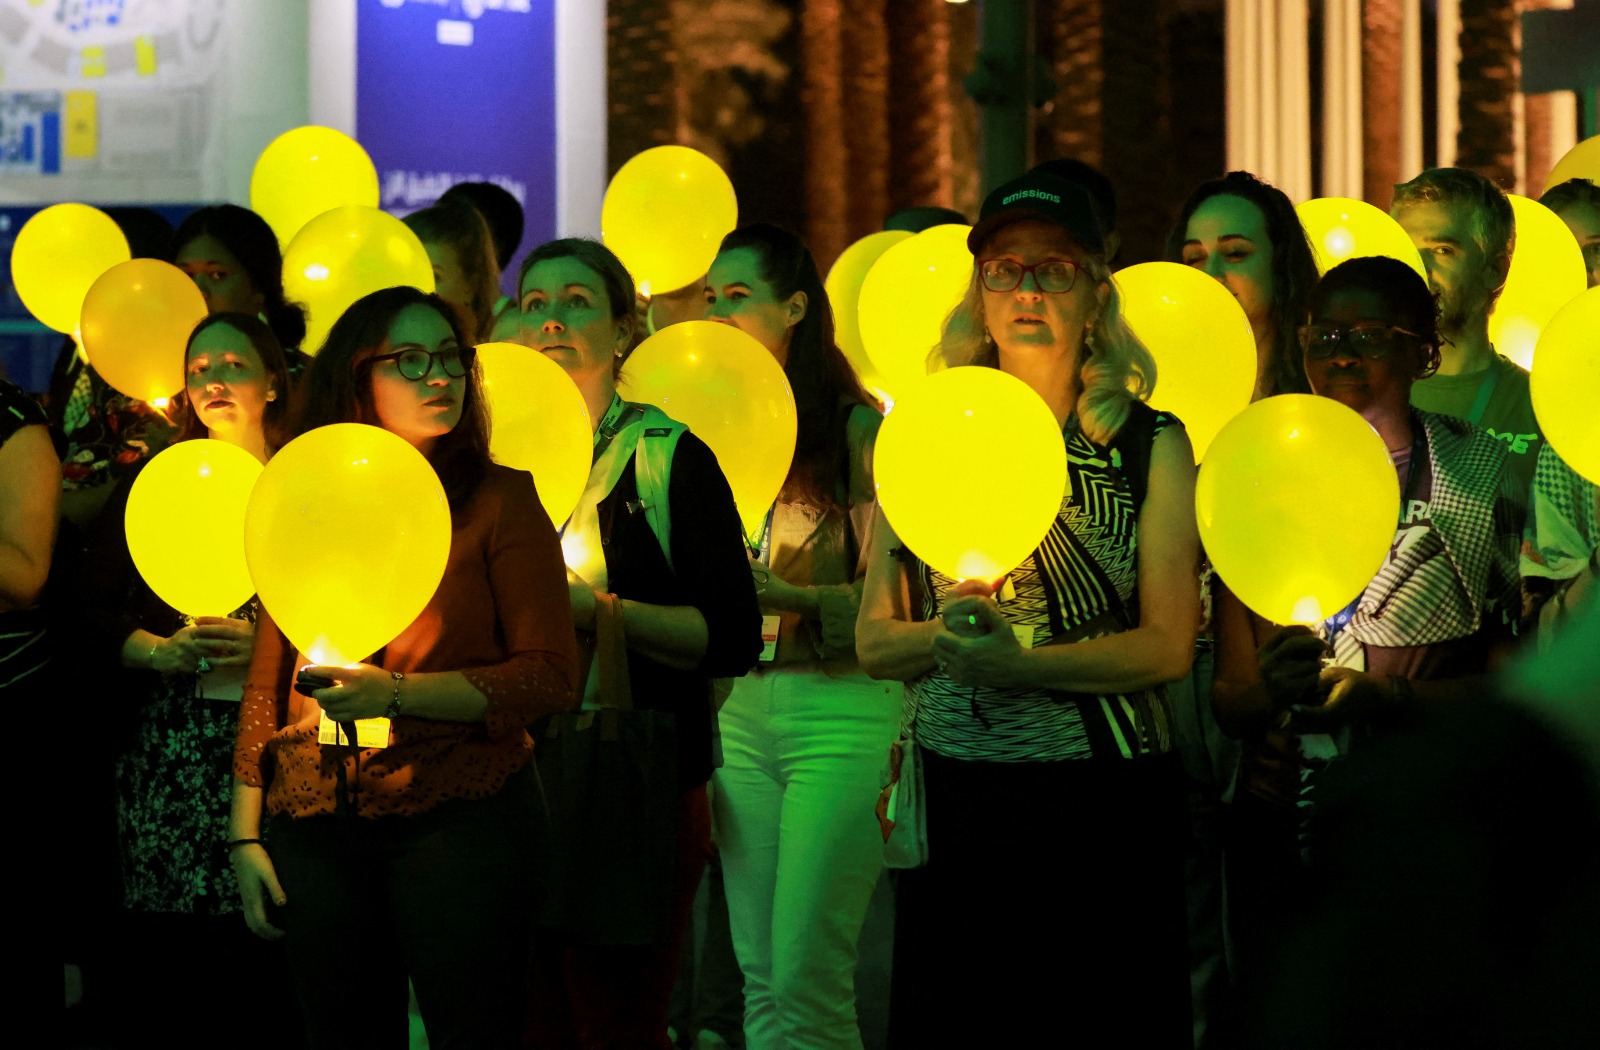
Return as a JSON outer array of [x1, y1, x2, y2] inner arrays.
[[602, 146, 738, 298], [874, 366, 1067, 583], [1116, 262, 1255, 461], [857, 224, 974, 399], [1197, 395, 1397, 625], [825, 230, 912, 403], [618, 320, 797, 539], [1295, 197, 1427, 278]]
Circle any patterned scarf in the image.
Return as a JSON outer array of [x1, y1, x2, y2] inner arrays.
[[1324, 410, 1510, 669]]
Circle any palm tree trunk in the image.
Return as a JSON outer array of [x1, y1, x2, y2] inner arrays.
[[888, 0, 954, 215], [841, 0, 891, 240], [606, 1, 680, 176], [1455, 0, 1519, 187], [1036, 0, 1104, 167], [800, 0, 848, 266], [1364, 0, 1404, 206], [1101, 0, 1171, 264]]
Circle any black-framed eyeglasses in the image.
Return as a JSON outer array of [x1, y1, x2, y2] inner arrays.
[[978, 258, 1080, 293], [365, 345, 476, 381], [1297, 324, 1427, 361]]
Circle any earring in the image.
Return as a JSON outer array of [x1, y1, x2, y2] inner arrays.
[[266, 390, 278, 401]]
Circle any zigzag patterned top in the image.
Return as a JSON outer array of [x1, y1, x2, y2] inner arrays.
[[907, 407, 1178, 762]]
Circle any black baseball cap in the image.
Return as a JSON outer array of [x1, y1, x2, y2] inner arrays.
[[967, 172, 1105, 257]]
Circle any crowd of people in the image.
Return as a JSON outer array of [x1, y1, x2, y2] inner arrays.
[[3, 159, 1598, 1050]]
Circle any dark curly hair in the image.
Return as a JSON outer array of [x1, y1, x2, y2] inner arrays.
[[1308, 256, 1442, 380], [297, 287, 491, 512], [1166, 171, 1319, 397]]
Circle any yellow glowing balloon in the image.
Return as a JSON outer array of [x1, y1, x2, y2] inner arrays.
[[1116, 262, 1255, 461], [250, 125, 380, 246], [617, 320, 796, 537], [826, 230, 913, 402], [1488, 195, 1588, 370], [126, 440, 264, 617], [1197, 395, 1397, 625], [858, 224, 974, 398], [874, 366, 1067, 582], [79, 259, 208, 401], [10, 203, 130, 334], [601, 146, 738, 297], [1295, 197, 1426, 279], [283, 206, 436, 354], [476, 341, 593, 527], [1544, 135, 1600, 193], [244, 423, 452, 666], [1530, 286, 1600, 485]]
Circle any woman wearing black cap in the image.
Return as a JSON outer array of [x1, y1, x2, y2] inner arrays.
[[858, 172, 1200, 1044]]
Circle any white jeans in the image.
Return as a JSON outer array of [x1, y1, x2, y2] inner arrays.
[[712, 668, 902, 1050]]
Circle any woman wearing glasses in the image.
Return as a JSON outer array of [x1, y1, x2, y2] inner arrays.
[[1209, 256, 1526, 1048], [229, 287, 580, 1048], [857, 173, 1200, 1044]]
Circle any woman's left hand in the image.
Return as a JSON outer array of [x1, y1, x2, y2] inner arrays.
[[931, 595, 1024, 689], [304, 663, 392, 721], [1290, 665, 1391, 733]]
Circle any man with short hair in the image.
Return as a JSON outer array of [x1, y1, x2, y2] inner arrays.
[[1391, 167, 1541, 505]]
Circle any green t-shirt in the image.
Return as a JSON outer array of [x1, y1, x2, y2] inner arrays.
[[1410, 353, 1539, 513]]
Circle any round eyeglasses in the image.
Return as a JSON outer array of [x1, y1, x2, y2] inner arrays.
[[1297, 324, 1426, 361], [365, 345, 477, 381], [978, 259, 1081, 294]]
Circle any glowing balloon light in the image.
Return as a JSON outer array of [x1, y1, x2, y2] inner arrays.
[[476, 341, 593, 528], [10, 203, 130, 334], [250, 126, 380, 246], [858, 224, 974, 398], [1295, 197, 1426, 278], [244, 424, 451, 667], [601, 146, 738, 297], [282, 206, 436, 354], [1197, 395, 1397, 625], [618, 321, 797, 538], [874, 366, 1066, 582], [1488, 195, 1588, 370], [1529, 286, 1600, 485], [126, 440, 264, 617], [825, 229, 913, 402], [1116, 262, 1255, 461], [1544, 135, 1599, 193], [80, 259, 208, 402]]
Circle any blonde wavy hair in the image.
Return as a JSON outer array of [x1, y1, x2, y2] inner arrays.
[[932, 250, 1156, 445]]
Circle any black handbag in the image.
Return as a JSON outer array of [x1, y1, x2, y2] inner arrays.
[[532, 591, 680, 946]]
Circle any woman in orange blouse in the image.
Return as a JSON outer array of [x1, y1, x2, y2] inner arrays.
[[229, 286, 578, 1047]]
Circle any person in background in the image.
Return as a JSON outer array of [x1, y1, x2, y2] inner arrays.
[[858, 173, 1199, 1046], [648, 277, 711, 335], [1169, 170, 1319, 402], [0, 375, 58, 697], [517, 237, 760, 1049], [172, 205, 309, 364], [1033, 156, 1121, 263], [1539, 177, 1600, 288], [1166, 168, 1320, 1045], [440, 179, 527, 300], [1210, 256, 1527, 1049], [703, 223, 896, 1050], [84, 313, 302, 1048], [230, 287, 578, 1048], [1391, 167, 1541, 506], [404, 199, 501, 344]]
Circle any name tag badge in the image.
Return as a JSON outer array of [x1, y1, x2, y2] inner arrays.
[[317, 712, 392, 749], [197, 662, 247, 701], [759, 614, 782, 662]]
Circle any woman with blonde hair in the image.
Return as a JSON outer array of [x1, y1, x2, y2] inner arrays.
[[404, 198, 501, 343], [857, 172, 1200, 1044]]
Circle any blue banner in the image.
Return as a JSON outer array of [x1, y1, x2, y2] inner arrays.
[[356, 0, 557, 295]]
